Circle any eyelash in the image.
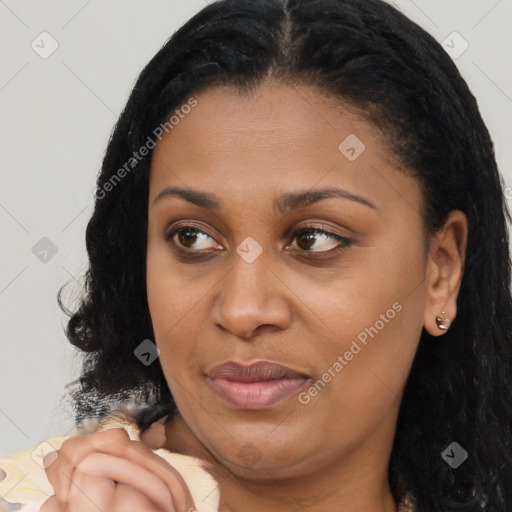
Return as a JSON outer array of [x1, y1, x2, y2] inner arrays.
[[163, 223, 352, 259]]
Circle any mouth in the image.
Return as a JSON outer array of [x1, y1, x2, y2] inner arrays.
[[205, 360, 311, 410]]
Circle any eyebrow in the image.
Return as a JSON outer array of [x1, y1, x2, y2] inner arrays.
[[152, 186, 376, 214]]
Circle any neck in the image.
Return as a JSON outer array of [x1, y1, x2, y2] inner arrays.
[[163, 412, 400, 512]]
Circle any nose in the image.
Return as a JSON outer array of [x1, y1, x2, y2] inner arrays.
[[211, 249, 293, 339]]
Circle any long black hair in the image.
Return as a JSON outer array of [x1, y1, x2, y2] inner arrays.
[[57, 0, 512, 510]]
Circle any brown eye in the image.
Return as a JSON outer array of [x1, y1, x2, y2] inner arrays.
[[164, 226, 221, 251], [164, 223, 351, 258], [177, 227, 201, 248], [289, 226, 351, 253]]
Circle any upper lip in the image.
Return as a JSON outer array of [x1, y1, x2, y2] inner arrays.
[[206, 360, 309, 382]]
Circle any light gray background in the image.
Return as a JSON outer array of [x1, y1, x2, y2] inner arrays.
[[1, 0, 511, 456]]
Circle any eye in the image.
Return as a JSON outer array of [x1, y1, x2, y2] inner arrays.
[[164, 225, 222, 252], [286, 225, 351, 253], [164, 223, 351, 256]]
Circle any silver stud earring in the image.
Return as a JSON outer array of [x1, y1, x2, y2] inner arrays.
[[435, 310, 451, 331]]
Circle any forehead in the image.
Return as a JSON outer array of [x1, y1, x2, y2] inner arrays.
[[148, 81, 419, 216], [151, 81, 387, 164]]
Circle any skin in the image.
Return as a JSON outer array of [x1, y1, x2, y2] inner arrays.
[[41, 428, 197, 512], [148, 80, 467, 511], [42, 80, 467, 512]]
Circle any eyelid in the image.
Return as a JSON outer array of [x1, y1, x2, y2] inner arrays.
[[164, 222, 223, 249], [284, 224, 351, 254], [284, 222, 352, 242], [164, 221, 352, 255]]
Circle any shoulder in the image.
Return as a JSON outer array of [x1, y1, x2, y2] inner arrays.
[[0, 412, 220, 512]]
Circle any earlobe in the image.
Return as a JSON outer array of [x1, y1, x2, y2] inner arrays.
[[424, 307, 455, 337], [422, 210, 468, 337], [435, 311, 451, 331]]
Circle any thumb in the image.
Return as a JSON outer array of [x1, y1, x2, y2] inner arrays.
[[140, 418, 168, 450]]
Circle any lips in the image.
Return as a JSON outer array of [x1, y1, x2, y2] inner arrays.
[[205, 360, 310, 409], [206, 360, 309, 381]]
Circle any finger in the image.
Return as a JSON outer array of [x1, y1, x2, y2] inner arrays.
[[112, 482, 167, 512], [122, 438, 197, 512], [73, 452, 176, 512], [66, 471, 165, 512], [44, 428, 132, 503], [66, 469, 116, 512], [40, 495, 60, 512], [45, 427, 196, 512], [140, 419, 167, 450], [67, 470, 168, 512]]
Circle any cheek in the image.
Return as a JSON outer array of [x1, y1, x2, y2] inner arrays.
[[145, 243, 220, 388], [294, 229, 427, 399], [146, 245, 195, 368], [329, 243, 425, 403], [146, 273, 201, 409], [146, 233, 205, 338], [297, 231, 425, 347]]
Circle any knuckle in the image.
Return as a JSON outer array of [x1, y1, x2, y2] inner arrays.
[[126, 438, 151, 456], [75, 456, 93, 473], [49, 428, 131, 468], [95, 427, 131, 443], [50, 441, 78, 466], [58, 436, 82, 452], [85, 427, 131, 450]]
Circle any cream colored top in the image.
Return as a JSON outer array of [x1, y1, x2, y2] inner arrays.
[[0, 413, 415, 511]]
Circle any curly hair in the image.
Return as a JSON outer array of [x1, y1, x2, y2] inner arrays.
[[57, 0, 512, 510]]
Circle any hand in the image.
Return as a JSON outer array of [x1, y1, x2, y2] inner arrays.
[[40, 427, 197, 512]]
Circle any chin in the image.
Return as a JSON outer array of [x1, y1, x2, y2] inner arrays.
[[202, 430, 315, 480]]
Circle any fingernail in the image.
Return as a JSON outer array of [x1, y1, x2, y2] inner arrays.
[[43, 450, 58, 469]]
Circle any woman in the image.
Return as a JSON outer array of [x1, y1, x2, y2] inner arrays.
[[1, 0, 511, 510]]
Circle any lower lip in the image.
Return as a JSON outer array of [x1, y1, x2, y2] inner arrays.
[[207, 377, 308, 410]]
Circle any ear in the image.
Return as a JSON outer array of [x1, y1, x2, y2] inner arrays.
[[423, 210, 468, 336]]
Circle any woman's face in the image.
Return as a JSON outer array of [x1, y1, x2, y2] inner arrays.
[[146, 81, 432, 479]]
